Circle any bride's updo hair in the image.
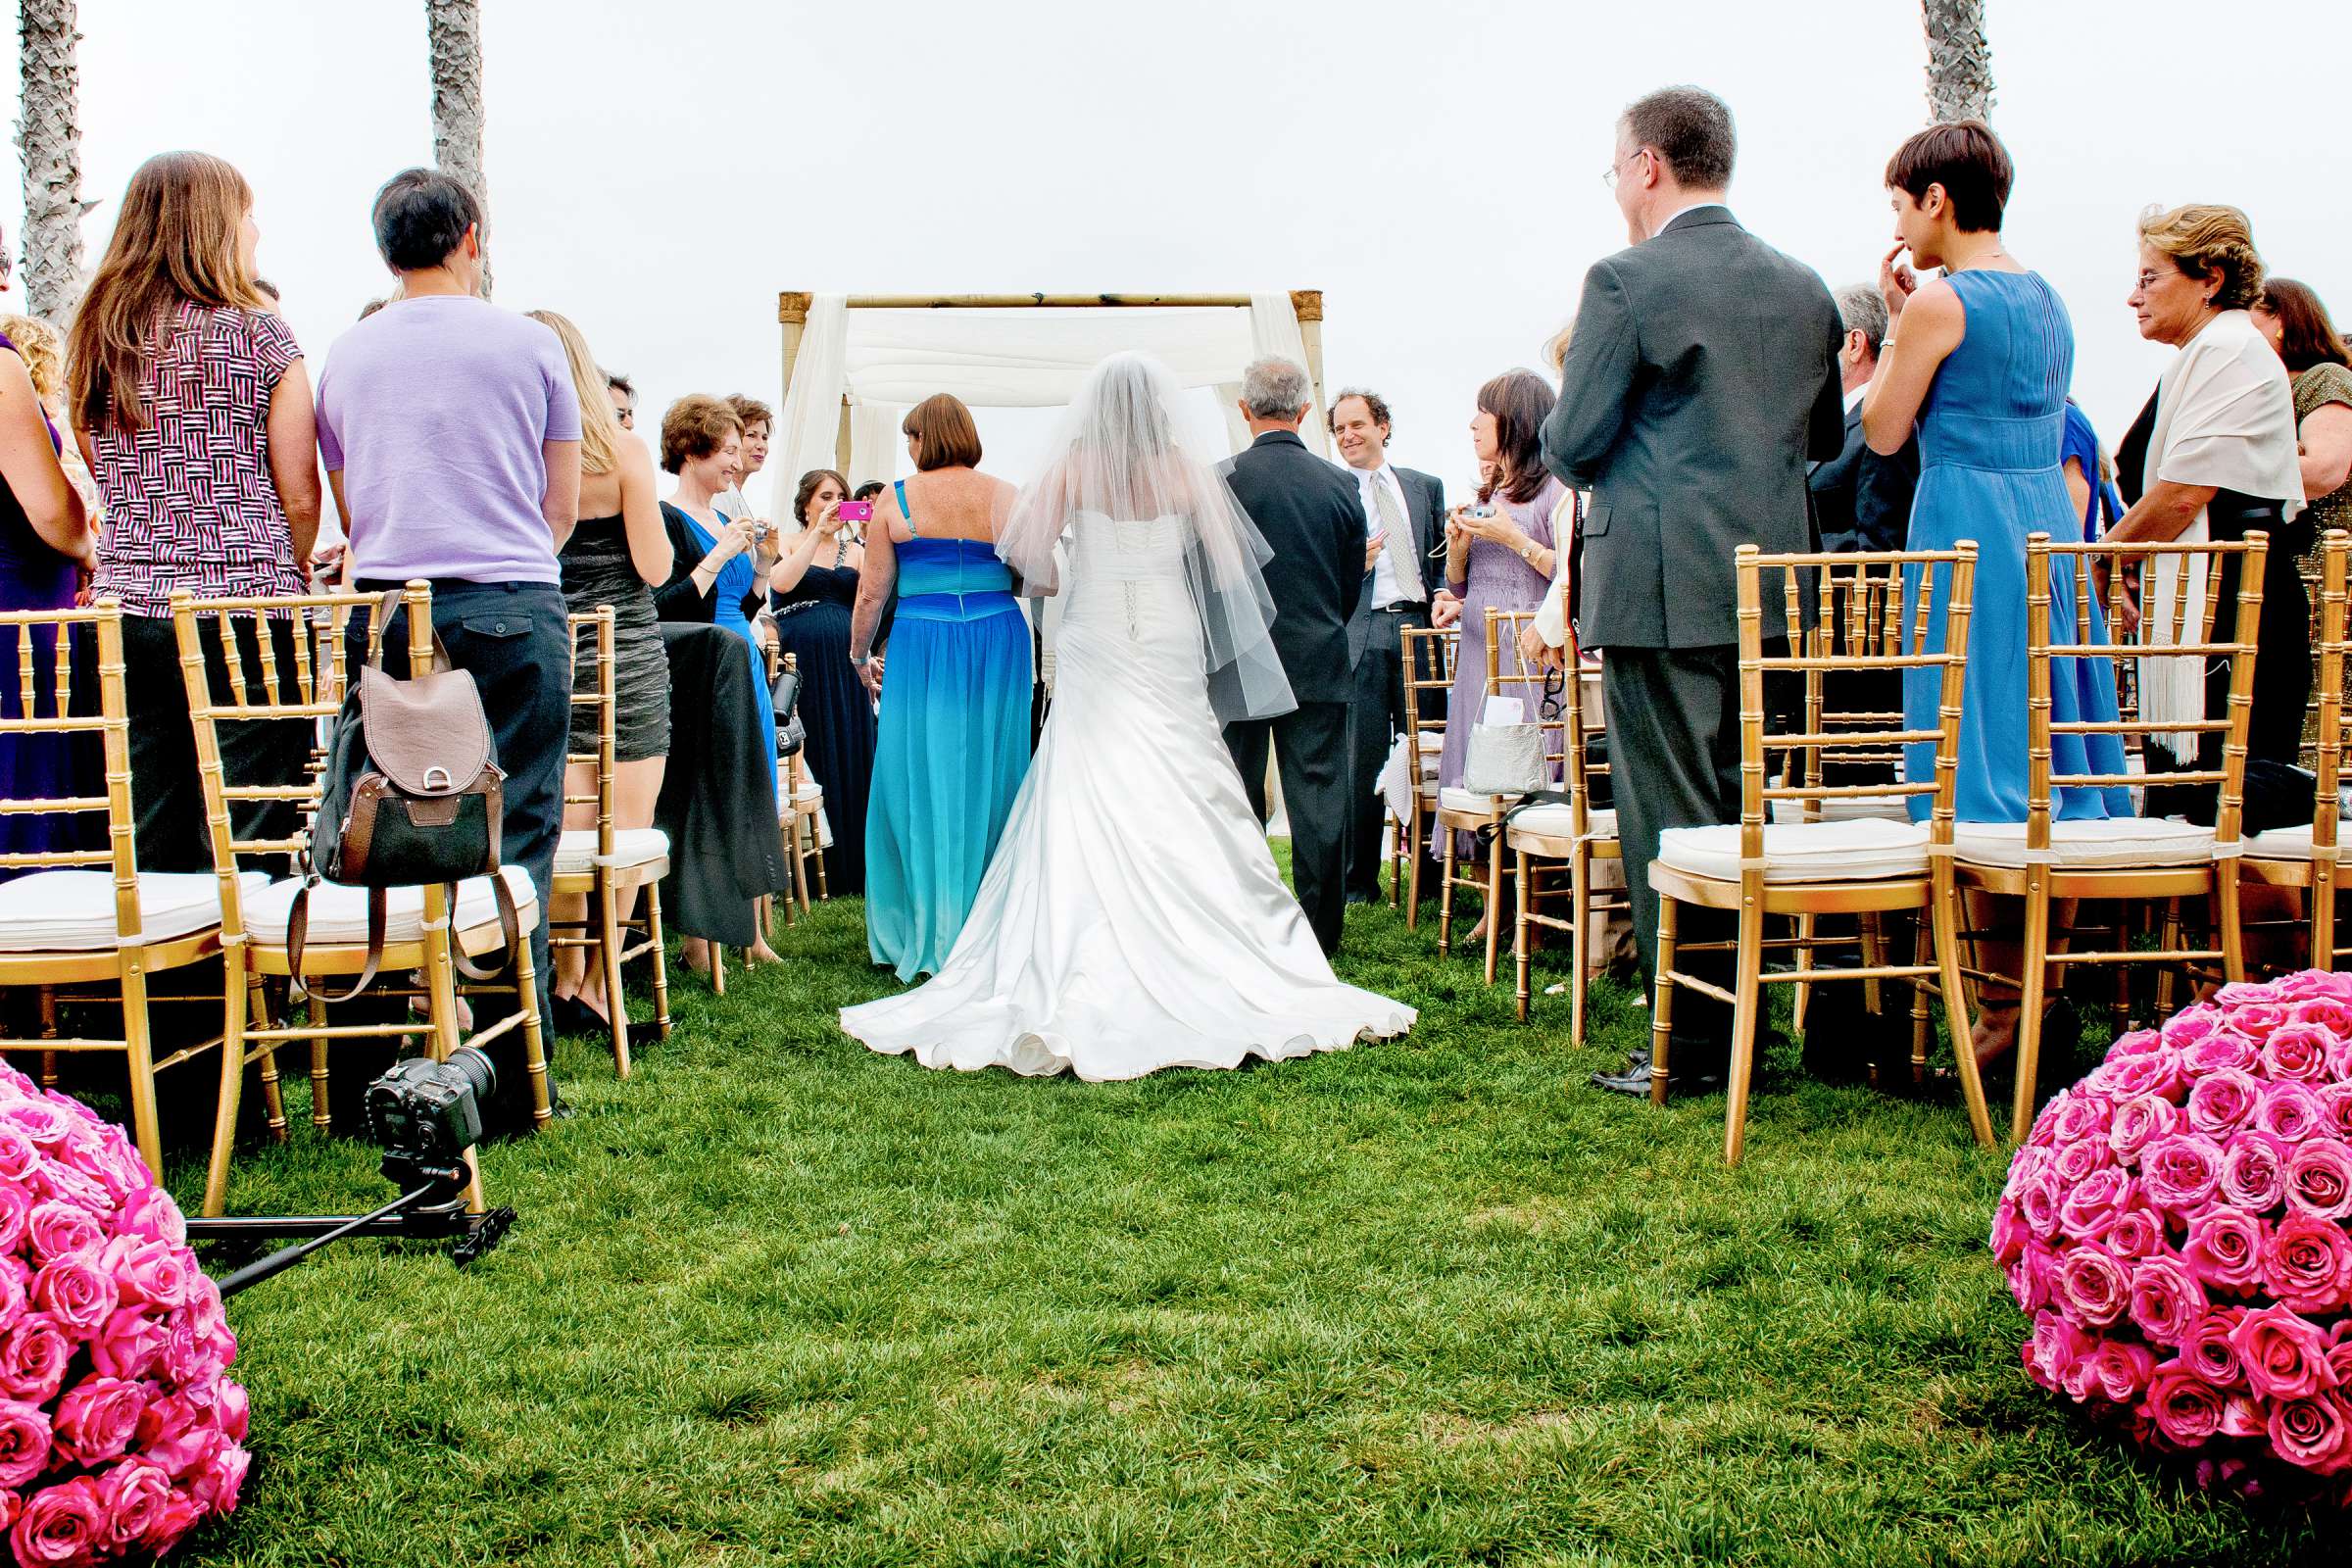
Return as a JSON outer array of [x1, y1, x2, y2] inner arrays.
[[902, 393, 983, 470]]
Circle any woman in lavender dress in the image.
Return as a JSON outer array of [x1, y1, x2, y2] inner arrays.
[[1432, 370, 1565, 880]]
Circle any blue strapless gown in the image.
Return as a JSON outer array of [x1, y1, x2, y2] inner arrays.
[[865, 538, 1033, 980], [1902, 270, 2132, 823]]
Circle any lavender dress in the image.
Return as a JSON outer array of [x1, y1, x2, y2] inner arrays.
[[1433, 475, 1566, 858], [0, 332, 88, 883]]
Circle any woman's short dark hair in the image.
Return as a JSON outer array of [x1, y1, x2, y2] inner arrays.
[[2261, 277, 2351, 375], [793, 467, 849, 525], [370, 168, 482, 271], [852, 481, 888, 502], [607, 370, 634, 398], [1477, 370, 1557, 507], [1622, 86, 1736, 190], [660, 394, 740, 474], [1885, 120, 2013, 232], [902, 393, 983, 471]]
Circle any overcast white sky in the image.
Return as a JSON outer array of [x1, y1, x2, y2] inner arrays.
[[16, 0, 2351, 503]]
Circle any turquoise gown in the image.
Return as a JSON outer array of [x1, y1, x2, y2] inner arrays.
[[865, 508, 1034, 981], [1901, 270, 2132, 823]]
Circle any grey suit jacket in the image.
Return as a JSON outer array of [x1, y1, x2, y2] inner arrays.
[[1540, 207, 1844, 650]]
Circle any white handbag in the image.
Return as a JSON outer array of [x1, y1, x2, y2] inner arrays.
[[1461, 698, 1547, 797]]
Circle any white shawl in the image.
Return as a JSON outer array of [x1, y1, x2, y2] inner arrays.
[[2139, 310, 2306, 760]]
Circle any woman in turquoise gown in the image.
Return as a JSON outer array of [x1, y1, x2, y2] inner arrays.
[[852, 396, 1034, 981]]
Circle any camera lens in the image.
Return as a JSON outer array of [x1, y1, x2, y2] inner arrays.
[[445, 1045, 498, 1105]]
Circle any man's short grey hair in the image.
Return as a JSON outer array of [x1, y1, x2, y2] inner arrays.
[[1241, 357, 1311, 420], [1832, 283, 1888, 360]]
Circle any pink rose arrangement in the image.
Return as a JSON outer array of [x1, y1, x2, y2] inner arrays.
[[0, 1062, 247, 1563], [1995, 971, 2352, 1501]]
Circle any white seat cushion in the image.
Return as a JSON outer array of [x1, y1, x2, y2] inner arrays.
[[1508, 803, 1616, 841], [243, 864, 539, 950], [553, 827, 670, 876], [1439, 787, 1508, 815], [0, 870, 268, 953], [1415, 732, 1444, 754], [2246, 824, 2331, 861], [794, 783, 824, 804], [1770, 796, 1914, 825], [1659, 819, 1931, 884], [1952, 817, 2213, 870]]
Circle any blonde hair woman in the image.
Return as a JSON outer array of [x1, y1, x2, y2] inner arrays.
[[527, 310, 671, 1031], [0, 313, 101, 519]]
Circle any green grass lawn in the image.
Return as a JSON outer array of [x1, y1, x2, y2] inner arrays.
[[174, 883, 2335, 1567]]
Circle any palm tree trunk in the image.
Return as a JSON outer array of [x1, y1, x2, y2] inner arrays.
[[1922, 0, 1994, 122], [16, 0, 87, 322], [426, 0, 491, 295]]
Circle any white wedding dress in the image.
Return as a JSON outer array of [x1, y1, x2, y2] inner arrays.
[[838, 510, 1415, 1080]]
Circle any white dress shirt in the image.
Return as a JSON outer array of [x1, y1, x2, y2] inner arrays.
[[1352, 462, 1421, 609]]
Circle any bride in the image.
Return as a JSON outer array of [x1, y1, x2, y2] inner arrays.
[[840, 352, 1414, 1079]]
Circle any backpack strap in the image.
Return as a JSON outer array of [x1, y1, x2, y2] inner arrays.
[[448, 872, 524, 984], [285, 881, 389, 1004]]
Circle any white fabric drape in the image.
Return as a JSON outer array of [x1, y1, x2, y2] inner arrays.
[[1249, 292, 1331, 458], [847, 403, 902, 492], [843, 308, 1257, 407], [770, 294, 849, 525]]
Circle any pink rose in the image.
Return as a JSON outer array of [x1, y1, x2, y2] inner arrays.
[[213, 1380, 248, 1443], [2217, 980, 2288, 1006], [2107, 1207, 2169, 1259], [2263, 1214, 2352, 1314], [2231, 1303, 2335, 1399], [2288, 1142, 2352, 1221], [2265, 1022, 2337, 1082], [93, 1236, 192, 1313], [1991, 1200, 2030, 1264], [0, 1184, 31, 1255], [2009, 1242, 2059, 1313], [2274, 970, 2352, 1003], [9, 1476, 105, 1568], [161, 1311, 231, 1390], [2183, 1307, 2250, 1386], [2129, 1252, 2210, 1346], [29, 1256, 116, 1338], [2232, 1003, 2291, 1043], [2051, 1137, 2107, 1187], [24, 1202, 101, 1267], [93, 1459, 171, 1550], [2051, 1093, 2116, 1147], [142, 1494, 198, 1554], [2184, 1031, 2262, 1076], [0, 1315, 72, 1403], [2146, 1358, 2229, 1446], [51, 1375, 144, 1467], [2288, 995, 2352, 1037], [0, 1398, 52, 1488], [2271, 1393, 2352, 1474], [2222, 1393, 2270, 1439], [2056, 1244, 2132, 1328], [2162, 1005, 2224, 1049], [28, 1156, 109, 1219], [2328, 1323, 2352, 1392], [110, 1189, 184, 1250], [2109, 1095, 2180, 1161], [2018, 1169, 2063, 1240], [2063, 1340, 2157, 1404], [2141, 1134, 2228, 1213], [2183, 1205, 2266, 1291], [2110, 1026, 2166, 1057], [2025, 1311, 2095, 1394], [2259, 1081, 2328, 1144], [2221, 1132, 2291, 1211], [188, 1441, 249, 1514], [2089, 1048, 2183, 1102], [140, 1416, 220, 1483], [86, 1306, 165, 1383], [2321, 1085, 2352, 1145], [0, 1126, 40, 1187], [2058, 1168, 2138, 1242], [2186, 1068, 2263, 1138], [0, 1102, 74, 1149]]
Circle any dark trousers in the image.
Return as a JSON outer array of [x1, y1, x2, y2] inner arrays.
[[353, 578, 570, 1129], [1225, 700, 1350, 956], [120, 613, 309, 875], [1346, 604, 1434, 899], [1603, 645, 1742, 1060]]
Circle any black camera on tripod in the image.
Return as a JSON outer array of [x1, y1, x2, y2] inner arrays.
[[368, 1045, 496, 1173]]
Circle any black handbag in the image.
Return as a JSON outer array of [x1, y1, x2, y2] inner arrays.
[[770, 659, 806, 759]]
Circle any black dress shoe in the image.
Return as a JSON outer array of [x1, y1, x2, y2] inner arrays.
[[1345, 889, 1380, 906], [1590, 1060, 1725, 1098]]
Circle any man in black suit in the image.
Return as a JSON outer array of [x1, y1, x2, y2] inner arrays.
[[1540, 85, 1844, 1098], [1222, 357, 1368, 956], [1810, 282, 1920, 555], [1329, 388, 1446, 905]]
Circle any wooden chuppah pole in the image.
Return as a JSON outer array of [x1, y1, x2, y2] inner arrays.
[[1291, 289, 1327, 419], [777, 291, 812, 425]]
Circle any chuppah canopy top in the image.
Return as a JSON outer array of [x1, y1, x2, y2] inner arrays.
[[768, 291, 1331, 520]]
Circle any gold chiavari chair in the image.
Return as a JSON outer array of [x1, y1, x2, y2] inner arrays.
[[1397, 624, 1455, 925], [173, 582, 551, 1215], [1952, 533, 2267, 1142], [771, 655, 825, 928], [1508, 651, 1623, 1046], [2243, 529, 2348, 968], [553, 607, 672, 1076], [1649, 545, 1993, 1164], [1439, 608, 1561, 985], [0, 601, 257, 1198]]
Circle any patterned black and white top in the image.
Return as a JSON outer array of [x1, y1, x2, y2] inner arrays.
[[89, 301, 303, 617]]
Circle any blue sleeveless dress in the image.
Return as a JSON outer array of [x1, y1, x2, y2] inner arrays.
[[1902, 270, 2131, 822], [864, 498, 1034, 980], [670, 502, 766, 699]]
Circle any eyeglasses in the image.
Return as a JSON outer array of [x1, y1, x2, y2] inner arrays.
[[2132, 270, 2164, 292], [1602, 147, 1650, 191]]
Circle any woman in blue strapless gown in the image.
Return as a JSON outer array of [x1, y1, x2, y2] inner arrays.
[[852, 398, 1033, 981]]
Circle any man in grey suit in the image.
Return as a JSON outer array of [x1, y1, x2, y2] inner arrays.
[[1329, 388, 1446, 904], [1222, 357, 1370, 956], [1541, 85, 1845, 1098]]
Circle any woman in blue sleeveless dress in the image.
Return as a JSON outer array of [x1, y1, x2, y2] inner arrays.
[[852, 396, 1033, 981], [1864, 122, 2129, 1069]]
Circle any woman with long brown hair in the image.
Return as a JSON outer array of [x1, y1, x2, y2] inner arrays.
[[70, 150, 319, 873], [1430, 369, 1566, 886], [767, 466, 881, 894]]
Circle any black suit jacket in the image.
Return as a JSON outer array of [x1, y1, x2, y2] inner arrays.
[[1809, 403, 1921, 556], [1540, 207, 1843, 649], [1224, 429, 1369, 706], [1348, 464, 1446, 647]]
